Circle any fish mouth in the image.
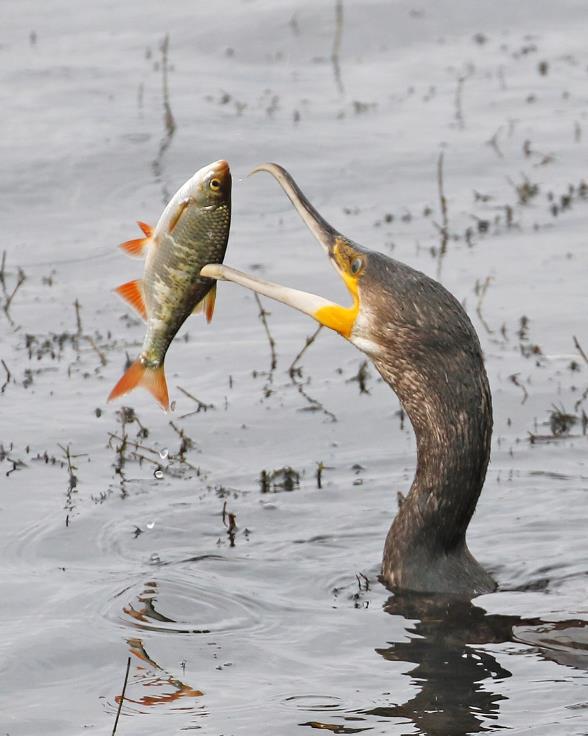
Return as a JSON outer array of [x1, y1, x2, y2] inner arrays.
[[211, 159, 230, 175], [210, 159, 231, 183], [201, 163, 360, 339]]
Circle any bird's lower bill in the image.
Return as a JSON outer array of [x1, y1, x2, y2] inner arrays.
[[200, 264, 359, 338]]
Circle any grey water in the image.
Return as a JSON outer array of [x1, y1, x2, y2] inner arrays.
[[1, 1, 587, 734]]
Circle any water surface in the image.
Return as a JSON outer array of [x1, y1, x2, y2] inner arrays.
[[1, 1, 587, 734]]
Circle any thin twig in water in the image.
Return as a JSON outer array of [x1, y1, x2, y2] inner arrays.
[[3, 267, 26, 325], [287, 328, 337, 421], [112, 657, 131, 735], [331, 0, 344, 95], [108, 432, 163, 457], [288, 325, 323, 378], [152, 33, 177, 203], [254, 293, 277, 374], [574, 336, 588, 411], [222, 500, 237, 547], [169, 419, 196, 458], [573, 336, 588, 365], [509, 373, 528, 404], [160, 34, 176, 139], [475, 276, 494, 335], [176, 385, 215, 418], [0, 251, 6, 292], [58, 443, 83, 525], [486, 127, 504, 158], [294, 379, 337, 422], [316, 461, 325, 489], [434, 152, 449, 279], [454, 72, 470, 129], [85, 336, 108, 366], [74, 299, 83, 336], [0, 359, 10, 394]]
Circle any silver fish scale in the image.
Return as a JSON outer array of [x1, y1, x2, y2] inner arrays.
[[141, 202, 231, 366]]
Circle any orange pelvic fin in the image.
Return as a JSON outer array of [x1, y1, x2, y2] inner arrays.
[[120, 221, 154, 256], [108, 358, 169, 410], [204, 284, 217, 323], [115, 279, 147, 320], [192, 284, 217, 323]]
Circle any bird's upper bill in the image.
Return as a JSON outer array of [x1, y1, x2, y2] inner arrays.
[[200, 162, 366, 339]]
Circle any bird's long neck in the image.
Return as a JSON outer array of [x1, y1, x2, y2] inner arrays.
[[373, 348, 494, 594], [404, 385, 491, 547]]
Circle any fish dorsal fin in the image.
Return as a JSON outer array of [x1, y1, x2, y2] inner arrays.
[[168, 199, 191, 234], [137, 221, 154, 237], [192, 284, 217, 323], [120, 221, 154, 257], [115, 279, 147, 320]]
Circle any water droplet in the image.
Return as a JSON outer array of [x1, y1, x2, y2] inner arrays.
[[146, 520, 155, 530], [149, 552, 161, 564], [159, 447, 169, 460], [153, 468, 164, 480]]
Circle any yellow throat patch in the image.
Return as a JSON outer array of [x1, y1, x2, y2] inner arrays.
[[314, 270, 360, 338]]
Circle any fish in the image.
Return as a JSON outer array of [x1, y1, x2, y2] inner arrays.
[[108, 159, 232, 410]]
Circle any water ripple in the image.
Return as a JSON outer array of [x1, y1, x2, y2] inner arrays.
[[104, 570, 264, 636]]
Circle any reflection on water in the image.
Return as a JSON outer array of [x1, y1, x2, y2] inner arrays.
[[122, 579, 210, 633], [123, 638, 204, 709], [108, 581, 205, 717], [114, 581, 587, 734], [363, 593, 587, 736]]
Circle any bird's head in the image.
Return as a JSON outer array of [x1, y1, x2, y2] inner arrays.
[[199, 163, 381, 351], [201, 163, 479, 377]]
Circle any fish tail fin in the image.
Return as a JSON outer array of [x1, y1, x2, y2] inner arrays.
[[119, 222, 154, 257], [108, 359, 169, 410]]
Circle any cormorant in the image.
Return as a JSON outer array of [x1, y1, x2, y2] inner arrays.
[[202, 163, 496, 596]]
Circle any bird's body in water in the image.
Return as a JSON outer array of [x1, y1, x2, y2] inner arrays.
[[108, 159, 232, 410], [202, 163, 496, 597]]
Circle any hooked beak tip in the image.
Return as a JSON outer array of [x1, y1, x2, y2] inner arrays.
[[200, 264, 223, 280]]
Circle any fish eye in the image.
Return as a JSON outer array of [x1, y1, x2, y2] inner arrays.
[[350, 257, 363, 275], [209, 178, 221, 191]]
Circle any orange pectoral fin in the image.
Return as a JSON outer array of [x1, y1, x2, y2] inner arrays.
[[168, 199, 191, 234], [108, 358, 169, 410], [119, 221, 154, 256], [115, 279, 147, 320]]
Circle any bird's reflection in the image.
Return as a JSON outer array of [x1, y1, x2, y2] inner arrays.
[[360, 593, 588, 736]]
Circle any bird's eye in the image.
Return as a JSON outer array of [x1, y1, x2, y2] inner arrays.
[[350, 257, 363, 275], [209, 178, 221, 191]]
